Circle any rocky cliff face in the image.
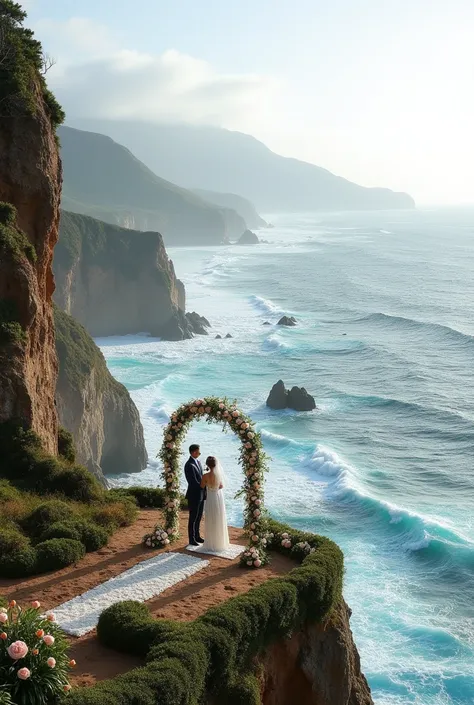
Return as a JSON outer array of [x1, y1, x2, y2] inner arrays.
[[54, 211, 203, 339], [256, 601, 372, 705], [0, 75, 62, 454], [54, 307, 147, 481]]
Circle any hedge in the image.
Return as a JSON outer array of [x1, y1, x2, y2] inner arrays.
[[68, 519, 343, 705], [40, 520, 109, 552]]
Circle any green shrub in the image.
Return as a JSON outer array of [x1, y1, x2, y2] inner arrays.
[[90, 499, 138, 533], [51, 464, 104, 502], [0, 527, 30, 554], [0, 202, 16, 226], [76, 521, 109, 552], [225, 674, 261, 705], [0, 546, 36, 578], [22, 500, 72, 536], [0, 480, 21, 503], [40, 519, 108, 552], [0, 420, 101, 502], [35, 538, 85, 571], [98, 602, 181, 658], [58, 426, 76, 463], [107, 486, 189, 510]]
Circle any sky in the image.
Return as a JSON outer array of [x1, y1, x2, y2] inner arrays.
[[24, 0, 474, 205]]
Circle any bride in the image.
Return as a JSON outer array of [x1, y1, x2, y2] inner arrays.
[[200, 456, 230, 551]]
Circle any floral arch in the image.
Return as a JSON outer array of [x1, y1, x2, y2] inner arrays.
[[143, 397, 268, 567]]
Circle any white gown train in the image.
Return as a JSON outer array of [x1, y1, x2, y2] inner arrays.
[[202, 487, 230, 552]]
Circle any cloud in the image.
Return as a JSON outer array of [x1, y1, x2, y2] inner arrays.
[[34, 17, 277, 130]]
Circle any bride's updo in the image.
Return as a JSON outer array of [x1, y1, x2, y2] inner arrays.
[[206, 456, 217, 470]]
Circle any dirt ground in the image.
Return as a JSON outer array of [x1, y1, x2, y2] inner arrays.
[[0, 510, 294, 686]]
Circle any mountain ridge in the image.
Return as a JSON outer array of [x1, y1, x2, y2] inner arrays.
[[67, 119, 415, 212]]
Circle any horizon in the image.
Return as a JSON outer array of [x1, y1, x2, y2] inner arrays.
[[25, 0, 473, 207]]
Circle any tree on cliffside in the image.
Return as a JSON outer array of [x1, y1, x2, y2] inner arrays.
[[0, 0, 64, 126]]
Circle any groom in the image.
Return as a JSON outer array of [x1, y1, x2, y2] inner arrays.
[[184, 444, 206, 546]]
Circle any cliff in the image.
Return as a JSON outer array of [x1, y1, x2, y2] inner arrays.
[[69, 119, 415, 213], [193, 188, 268, 229], [0, 3, 64, 454], [54, 306, 147, 480], [254, 601, 372, 705], [58, 126, 244, 245], [54, 210, 203, 340]]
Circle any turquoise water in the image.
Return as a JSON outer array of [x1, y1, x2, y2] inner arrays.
[[98, 208, 474, 705]]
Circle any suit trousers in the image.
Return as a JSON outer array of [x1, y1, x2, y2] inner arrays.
[[188, 496, 204, 543]]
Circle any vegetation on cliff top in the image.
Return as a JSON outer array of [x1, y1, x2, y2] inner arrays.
[[0, 1, 64, 127], [0, 420, 138, 577], [68, 518, 343, 705], [56, 210, 172, 288], [54, 304, 133, 398]]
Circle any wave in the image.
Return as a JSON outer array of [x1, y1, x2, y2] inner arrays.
[[259, 432, 474, 569], [335, 392, 474, 427], [249, 295, 285, 317], [357, 312, 474, 347], [262, 334, 291, 352]]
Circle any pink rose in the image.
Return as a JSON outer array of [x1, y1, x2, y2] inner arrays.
[[219, 403, 224, 409], [246, 560, 253, 566], [232, 410, 239, 417], [63, 684, 72, 692], [236, 418, 242, 425], [191, 407, 197, 413], [253, 509, 261, 517], [205, 406, 211, 413], [17, 667, 30, 680], [254, 559, 262, 568], [47, 657, 56, 668], [252, 535, 259, 542], [0, 613, 7, 624], [199, 407, 205, 414], [31, 600, 41, 609], [43, 635, 55, 646], [249, 458, 255, 465], [195, 400, 202, 406], [255, 499, 262, 506], [247, 432, 254, 439], [8, 641, 28, 660], [167, 443, 174, 449], [245, 442, 252, 449]]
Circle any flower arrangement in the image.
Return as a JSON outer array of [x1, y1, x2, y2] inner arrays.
[[142, 396, 269, 566], [0, 601, 75, 705]]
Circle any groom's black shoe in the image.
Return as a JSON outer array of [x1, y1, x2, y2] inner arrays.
[[196, 537, 205, 543], [189, 540, 199, 546]]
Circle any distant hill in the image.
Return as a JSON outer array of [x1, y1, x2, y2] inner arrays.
[[191, 189, 267, 229], [58, 126, 247, 245], [68, 120, 415, 212]]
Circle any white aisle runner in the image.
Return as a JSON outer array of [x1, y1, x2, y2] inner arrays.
[[53, 552, 209, 637]]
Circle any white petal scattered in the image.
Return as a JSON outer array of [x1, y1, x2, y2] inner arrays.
[[53, 552, 209, 636]]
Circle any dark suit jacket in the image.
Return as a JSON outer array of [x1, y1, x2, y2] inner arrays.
[[184, 457, 207, 503]]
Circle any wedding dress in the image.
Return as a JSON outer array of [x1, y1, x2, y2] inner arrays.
[[202, 460, 230, 552]]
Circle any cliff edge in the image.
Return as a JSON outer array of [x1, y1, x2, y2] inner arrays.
[[255, 600, 372, 705], [54, 211, 200, 340], [0, 3, 64, 454], [54, 307, 147, 480]]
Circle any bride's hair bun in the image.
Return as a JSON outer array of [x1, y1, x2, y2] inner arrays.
[[206, 456, 217, 469]]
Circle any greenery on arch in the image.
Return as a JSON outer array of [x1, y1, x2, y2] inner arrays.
[[143, 397, 269, 566]]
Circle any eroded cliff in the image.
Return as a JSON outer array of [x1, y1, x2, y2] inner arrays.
[[0, 5, 64, 454], [53, 211, 205, 340], [256, 601, 372, 705], [54, 307, 147, 481]]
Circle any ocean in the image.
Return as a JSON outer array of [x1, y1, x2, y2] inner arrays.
[[97, 208, 474, 705]]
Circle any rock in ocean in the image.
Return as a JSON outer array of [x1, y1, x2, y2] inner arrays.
[[266, 380, 316, 411]]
